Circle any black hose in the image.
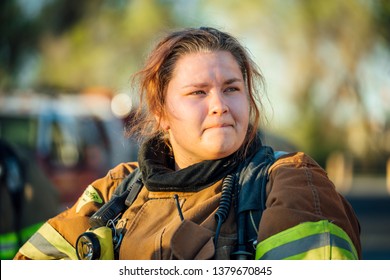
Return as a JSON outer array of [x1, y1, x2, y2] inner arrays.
[[214, 174, 235, 248]]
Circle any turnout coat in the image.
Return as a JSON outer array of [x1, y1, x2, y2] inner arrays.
[[14, 148, 361, 260]]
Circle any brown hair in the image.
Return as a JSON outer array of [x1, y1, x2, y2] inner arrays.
[[127, 27, 266, 157]]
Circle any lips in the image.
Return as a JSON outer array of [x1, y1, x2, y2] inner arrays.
[[204, 123, 233, 131], [212, 123, 230, 128]]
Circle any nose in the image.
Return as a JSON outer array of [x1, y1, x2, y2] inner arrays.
[[209, 92, 228, 116]]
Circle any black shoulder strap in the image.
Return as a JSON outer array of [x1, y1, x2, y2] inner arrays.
[[88, 168, 143, 228], [232, 147, 287, 259], [249, 151, 288, 237]]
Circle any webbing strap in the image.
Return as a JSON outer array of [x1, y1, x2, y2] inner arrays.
[[231, 146, 280, 259], [89, 168, 143, 228]]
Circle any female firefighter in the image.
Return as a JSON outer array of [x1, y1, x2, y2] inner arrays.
[[14, 27, 361, 260]]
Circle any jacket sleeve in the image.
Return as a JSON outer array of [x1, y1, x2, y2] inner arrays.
[[255, 152, 361, 260], [13, 163, 137, 260]]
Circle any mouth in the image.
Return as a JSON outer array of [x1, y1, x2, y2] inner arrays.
[[205, 123, 233, 131], [213, 123, 230, 128]]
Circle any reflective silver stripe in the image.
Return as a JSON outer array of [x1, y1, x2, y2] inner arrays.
[[28, 232, 70, 259], [19, 222, 77, 260], [259, 232, 357, 260]]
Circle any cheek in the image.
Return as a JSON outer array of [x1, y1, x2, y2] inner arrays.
[[233, 97, 250, 123], [165, 103, 181, 125], [164, 102, 194, 132], [168, 99, 203, 122]]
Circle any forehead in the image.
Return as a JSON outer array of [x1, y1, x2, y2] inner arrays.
[[170, 51, 243, 83]]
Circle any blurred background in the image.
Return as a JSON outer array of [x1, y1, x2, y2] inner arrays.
[[0, 0, 389, 259]]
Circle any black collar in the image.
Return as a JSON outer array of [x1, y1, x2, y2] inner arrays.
[[138, 137, 240, 192]]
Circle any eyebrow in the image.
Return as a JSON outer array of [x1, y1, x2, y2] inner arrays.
[[182, 78, 243, 89]]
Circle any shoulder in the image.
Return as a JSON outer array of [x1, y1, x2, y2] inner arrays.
[[269, 151, 323, 173], [107, 162, 139, 180], [266, 151, 335, 208], [87, 162, 139, 202]]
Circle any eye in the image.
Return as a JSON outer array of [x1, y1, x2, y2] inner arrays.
[[190, 90, 206, 96], [224, 87, 240, 93]]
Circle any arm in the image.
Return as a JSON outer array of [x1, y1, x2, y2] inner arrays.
[[255, 152, 361, 260], [13, 163, 137, 260]]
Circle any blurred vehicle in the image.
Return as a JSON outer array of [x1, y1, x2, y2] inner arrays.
[[0, 91, 139, 210]]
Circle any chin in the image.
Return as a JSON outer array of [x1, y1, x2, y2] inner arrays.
[[201, 137, 242, 159], [206, 147, 237, 160]]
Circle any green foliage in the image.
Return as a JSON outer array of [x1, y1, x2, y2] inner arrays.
[[1, 0, 390, 173]]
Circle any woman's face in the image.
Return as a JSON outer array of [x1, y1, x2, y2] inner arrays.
[[159, 51, 250, 169]]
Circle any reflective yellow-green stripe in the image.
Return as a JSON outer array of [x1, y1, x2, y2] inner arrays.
[[0, 222, 43, 260], [255, 220, 358, 260], [1, 233, 19, 259], [19, 222, 78, 260], [284, 245, 357, 260]]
